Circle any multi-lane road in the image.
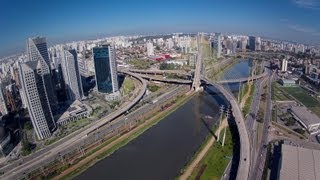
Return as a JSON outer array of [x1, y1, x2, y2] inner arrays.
[[249, 69, 273, 180], [0, 71, 147, 179], [203, 77, 250, 180], [1, 54, 270, 180]]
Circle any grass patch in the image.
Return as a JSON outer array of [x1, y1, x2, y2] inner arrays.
[[188, 128, 233, 180], [127, 59, 155, 69], [309, 107, 320, 117], [242, 83, 255, 116], [272, 109, 277, 122], [179, 125, 218, 175], [281, 86, 319, 107], [147, 84, 160, 92], [280, 86, 320, 117], [44, 118, 91, 146], [240, 83, 249, 101], [272, 82, 291, 101], [121, 77, 135, 95]]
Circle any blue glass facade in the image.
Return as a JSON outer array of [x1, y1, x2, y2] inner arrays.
[[93, 45, 113, 93], [249, 36, 256, 51]]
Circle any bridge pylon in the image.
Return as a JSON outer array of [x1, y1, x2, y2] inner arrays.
[[191, 33, 203, 91]]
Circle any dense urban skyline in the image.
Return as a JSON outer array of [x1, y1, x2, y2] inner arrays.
[[0, 2, 320, 177], [1, 0, 320, 57]]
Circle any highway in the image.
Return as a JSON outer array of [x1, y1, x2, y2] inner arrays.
[[128, 69, 191, 76], [246, 77, 267, 177], [203, 77, 250, 180], [135, 72, 266, 85], [217, 71, 267, 84], [135, 73, 193, 84], [0, 71, 147, 179], [249, 70, 273, 180], [1, 51, 267, 180]]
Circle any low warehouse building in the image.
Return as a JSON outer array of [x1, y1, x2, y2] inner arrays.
[[279, 79, 296, 87], [279, 144, 320, 180], [288, 105, 320, 134], [57, 100, 93, 126]]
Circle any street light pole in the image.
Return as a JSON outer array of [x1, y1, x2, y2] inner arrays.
[[217, 105, 224, 142]]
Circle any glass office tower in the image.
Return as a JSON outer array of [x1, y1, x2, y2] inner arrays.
[[93, 44, 118, 94]]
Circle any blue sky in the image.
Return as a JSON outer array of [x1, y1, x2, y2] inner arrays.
[[0, 0, 320, 57]]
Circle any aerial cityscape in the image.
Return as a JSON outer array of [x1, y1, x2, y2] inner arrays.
[[1, 0, 320, 179]]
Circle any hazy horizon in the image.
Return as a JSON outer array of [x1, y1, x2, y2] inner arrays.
[[1, 0, 320, 57]]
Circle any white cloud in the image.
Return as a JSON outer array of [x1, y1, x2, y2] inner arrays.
[[292, 0, 320, 10]]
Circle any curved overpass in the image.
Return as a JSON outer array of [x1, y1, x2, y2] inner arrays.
[[203, 77, 250, 180], [128, 69, 191, 76], [218, 72, 267, 84], [87, 70, 147, 133], [1, 71, 147, 180], [136, 73, 193, 84], [136, 72, 266, 85]]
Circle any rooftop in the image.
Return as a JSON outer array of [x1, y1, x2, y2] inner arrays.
[[57, 100, 92, 123], [280, 79, 296, 83], [280, 144, 320, 180], [289, 105, 320, 126]]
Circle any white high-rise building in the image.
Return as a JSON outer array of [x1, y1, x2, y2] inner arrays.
[[217, 34, 222, 58], [256, 37, 261, 51], [166, 38, 174, 49], [240, 38, 247, 50], [61, 49, 84, 101], [0, 83, 8, 116], [26, 37, 57, 113], [282, 58, 288, 72], [19, 61, 56, 140], [212, 33, 222, 58], [146, 42, 154, 56]]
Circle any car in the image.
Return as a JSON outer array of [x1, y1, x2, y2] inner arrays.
[[316, 134, 320, 143]]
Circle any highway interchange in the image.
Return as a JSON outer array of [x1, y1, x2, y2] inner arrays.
[[0, 70, 148, 179], [0, 49, 283, 180]]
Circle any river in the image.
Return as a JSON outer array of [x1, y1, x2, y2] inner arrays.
[[76, 59, 251, 180]]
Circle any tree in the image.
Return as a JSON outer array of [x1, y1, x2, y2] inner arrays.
[[21, 132, 32, 156], [24, 121, 33, 130], [285, 117, 296, 126], [293, 128, 305, 135]]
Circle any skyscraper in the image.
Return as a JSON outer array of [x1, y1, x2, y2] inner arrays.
[[256, 37, 261, 51], [19, 61, 56, 140], [61, 49, 84, 101], [216, 34, 222, 58], [0, 83, 8, 116], [249, 36, 256, 51], [212, 33, 222, 58], [282, 58, 288, 72], [93, 44, 119, 94], [240, 38, 247, 51], [146, 42, 154, 56], [26, 37, 57, 113]]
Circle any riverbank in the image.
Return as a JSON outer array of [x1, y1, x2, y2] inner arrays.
[[241, 82, 255, 116], [53, 90, 197, 179], [205, 58, 240, 81], [189, 128, 233, 180], [179, 118, 231, 180]]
